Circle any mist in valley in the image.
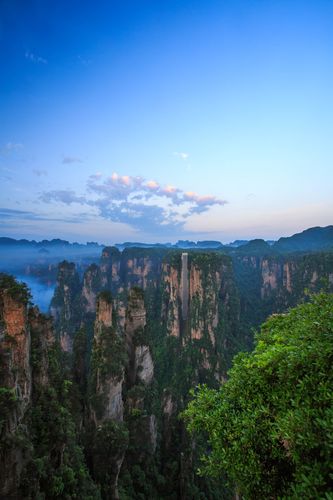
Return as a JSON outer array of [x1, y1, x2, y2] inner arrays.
[[15, 275, 55, 313]]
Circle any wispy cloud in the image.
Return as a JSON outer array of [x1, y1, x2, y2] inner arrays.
[[62, 156, 83, 164], [78, 55, 92, 66], [173, 152, 189, 160], [39, 190, 86, 205], [40, 172, 227, 235], [33, 169, 48, 177], [0, 207, 91, 225], [0, 142, 23, 154], [25, 51, 47, 64]]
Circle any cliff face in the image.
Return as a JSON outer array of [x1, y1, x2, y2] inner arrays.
[[90, 293, 124, 424], [161, 261, 181, 338], [0, 278, 31, 496], [99, 247, 164, 294], [82, 264, 102, 314], [100, 246, 121, 292], [234, 252, 333, 331], [1, 290, 31, 406], [160, 253, 240, 375], [0, 275, 98, 499], [125, 287, 153, 385], [88, 287, 157, 497], [50, 260, 81, 352], [11, 246, 332, 499]]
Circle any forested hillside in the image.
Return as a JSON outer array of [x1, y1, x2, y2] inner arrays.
[[1, 244, 333, 498]]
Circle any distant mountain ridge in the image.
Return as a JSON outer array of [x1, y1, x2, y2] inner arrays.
[[1, 225, 332, 254], [273, 225, 333, 253], [0, 237, 103, 248]]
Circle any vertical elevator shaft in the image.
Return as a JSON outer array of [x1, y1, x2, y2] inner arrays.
[[181, 253, 189, 320]]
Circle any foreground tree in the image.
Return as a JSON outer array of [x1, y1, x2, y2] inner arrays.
[[183, 293, 333, 499]]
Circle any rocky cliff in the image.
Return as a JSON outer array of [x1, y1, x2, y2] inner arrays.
[[47, 247, 333, 498], [3, 244, 333, 499], [233, 251, 333, 336], [0, 275, 32, 496], [0, 274, 98, 498], [50, 260, 82, 352]]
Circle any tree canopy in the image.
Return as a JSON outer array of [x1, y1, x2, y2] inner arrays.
[[183, 293, 333, 499]]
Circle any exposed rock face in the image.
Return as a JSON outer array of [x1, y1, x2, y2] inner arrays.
[[234, 252, 333, 338], [134, 345, 154, 385], [125, 288, 154, 385], [161, 254, 237, 366], [181, 253, 189, 320], [162, 262, 181, 337], [126, 287, 146, 331], [91, 293, 124, 423], [261, 259, 280, 298], [100, 247, 163, 294], [100, 246, 121, 292], [96, 292, 113, 327], [188, 261, 223, 347], [283, 262, 293, 293], [124, 257, 155, 290], [0, 277, 58, 498], [50, 261, 81, 352], [89, 292, 127, 499], [0, 284, 31, 496], [121, 249, 163, 291], [28, 306, 54, 387], [1, 291, 31, 407], [44, 248, 333, 498], [82, 264, 102, 313]]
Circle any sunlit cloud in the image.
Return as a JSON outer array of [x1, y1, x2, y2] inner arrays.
[[146, 180, 159, 190], [40, 172, 227, 235]]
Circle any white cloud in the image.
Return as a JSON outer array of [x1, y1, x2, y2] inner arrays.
[[25, 51, 47, 64], [40, 172, 227, 236], [173, 152, 189, 160]]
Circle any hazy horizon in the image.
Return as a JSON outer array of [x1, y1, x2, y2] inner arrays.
[[1, 223, 331, 247], [1, 0, 332, 243]]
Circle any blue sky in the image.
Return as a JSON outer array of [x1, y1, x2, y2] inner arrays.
[[1, 0, 332, 244]]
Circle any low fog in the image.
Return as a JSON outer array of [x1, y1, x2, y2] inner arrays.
[[15, 275, 55, 313], [0, 238, 104, 312]]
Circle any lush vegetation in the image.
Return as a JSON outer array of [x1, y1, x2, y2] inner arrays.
[[183, 293, 333, 499], [0, 272, 32, 304], [2, 242, 333, 499]]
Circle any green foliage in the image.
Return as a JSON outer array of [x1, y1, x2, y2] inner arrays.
[[91, 325, 127, 382], [0, 273, 32, 304], [88, 324, 127, 419], [183, 293, 333, 499], [19, 323, 100, 499], [98, 290, 113, 304], [132, 326, 150, 347], [0, 387, 17, 438], [91, 420, 129, 497], [50, 261, 83, 343]]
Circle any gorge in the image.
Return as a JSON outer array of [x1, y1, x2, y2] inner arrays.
[[1, 235, 333, 499]]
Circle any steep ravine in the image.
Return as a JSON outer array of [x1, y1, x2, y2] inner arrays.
[[1, 247, 333, 499]]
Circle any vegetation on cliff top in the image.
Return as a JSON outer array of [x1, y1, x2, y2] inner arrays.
[[0, 273, 32, 304], [183, 293, 333, 499]]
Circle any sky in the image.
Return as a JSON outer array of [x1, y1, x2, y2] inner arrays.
[[0, 0, 332, 244]]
